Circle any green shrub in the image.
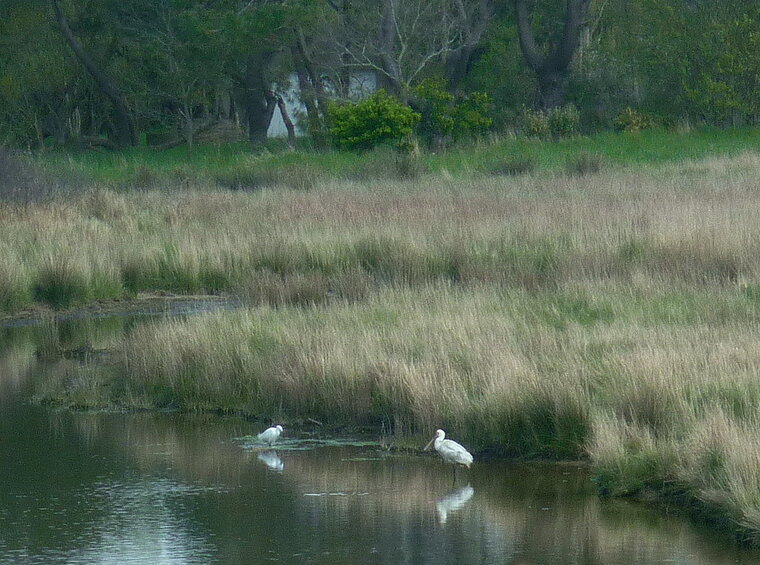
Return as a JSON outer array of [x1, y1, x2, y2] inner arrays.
[[521, 105, 580, 140], [412, 79, 456, 144], [614, 107, 658, 132], [452, 90, 493, 139], [521, 108, 551, 139], [548, 104, 580, 139], [328, 90, 420, 151], [412, 79, 492, 146]]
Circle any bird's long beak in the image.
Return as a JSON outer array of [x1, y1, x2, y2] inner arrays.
[[423, 436, 435, 451]]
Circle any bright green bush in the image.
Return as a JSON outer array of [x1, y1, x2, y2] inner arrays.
[[413, 79, 456, 143], [522, 105, 580, 140], [328, 90, 420, 151], [452, 91, 493, 138]]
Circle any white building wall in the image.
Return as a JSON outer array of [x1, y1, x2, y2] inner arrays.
[[267, 71, 378, 138]]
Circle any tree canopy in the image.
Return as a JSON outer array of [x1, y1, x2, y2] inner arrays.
[[1, 0, 759, 149]]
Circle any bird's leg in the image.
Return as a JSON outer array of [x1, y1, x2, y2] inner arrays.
[[452, 465, 457, 486]]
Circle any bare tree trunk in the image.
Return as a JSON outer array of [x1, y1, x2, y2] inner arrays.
[[51, 0, 137, 147], [514, 0, 591, 110], [379, 0, 403, 96], [445, 0, 495, 93], [329, 0, 355, 98], [275, 95, 296, 149], [33, 115, 45, 151], [245, 51, 276, 147], [292, 51, 324, 146], [292, 32, 329, 148], [181, 98, 194, 147]]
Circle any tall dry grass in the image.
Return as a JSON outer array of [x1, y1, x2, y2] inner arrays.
[[3, 152, 760, 313], [104, 281, 760, 540], [11, 151, 760, 542]]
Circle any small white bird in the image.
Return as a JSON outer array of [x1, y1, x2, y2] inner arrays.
[[257, 425, 284, 446], [424, 429, 473, 482]]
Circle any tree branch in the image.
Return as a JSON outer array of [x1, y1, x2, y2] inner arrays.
[[50, 0, 137, 146], [549, 0, 591, 71], [514, 0, 544, 71]]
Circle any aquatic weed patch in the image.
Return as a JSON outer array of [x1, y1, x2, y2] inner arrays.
[[234, 436, 381, 451]]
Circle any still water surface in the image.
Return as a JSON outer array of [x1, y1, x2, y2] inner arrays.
[[2, 309, 760, 564]]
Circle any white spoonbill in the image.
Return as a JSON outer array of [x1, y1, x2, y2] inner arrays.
[[257, 425, 284, 446], [424, 429, 473, 481]]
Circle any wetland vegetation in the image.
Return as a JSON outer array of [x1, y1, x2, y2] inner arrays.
[[4, 131, 760, 544]]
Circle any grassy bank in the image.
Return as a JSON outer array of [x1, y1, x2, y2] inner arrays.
[[27, 127, 760, 190], [6, 132, 760, 543]]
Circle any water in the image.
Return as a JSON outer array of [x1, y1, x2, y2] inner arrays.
[[2, 310, 760, 564]]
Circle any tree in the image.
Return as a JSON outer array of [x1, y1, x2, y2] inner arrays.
[[514, 0, 591, 110], [333, 0, 474, 98], [0, 1, 81, 148], [229, 0, 304, 147], [118, 0, 235, 146], [50, 0, 137, 147], [444, 0, 495, 93]]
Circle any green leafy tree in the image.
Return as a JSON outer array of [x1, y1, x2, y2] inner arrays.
[[687, 8, 760, 125], [51, 0, 138, 147], [0, 1, 96, 147]]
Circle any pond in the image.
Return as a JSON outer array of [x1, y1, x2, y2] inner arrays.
[[2, 307, 760, 564]]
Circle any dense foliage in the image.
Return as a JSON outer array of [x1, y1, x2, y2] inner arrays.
[[328, 90, 420, 151], [1, 0, 759, 150]]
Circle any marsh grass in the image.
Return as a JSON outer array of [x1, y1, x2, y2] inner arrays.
[[566, 151, 604, 176], [487, 155, 536, 176], [7, 153, 760, 313], [11, 143, 760, 543], [94, 283, 760, 463], [0, 251, 32, 311]]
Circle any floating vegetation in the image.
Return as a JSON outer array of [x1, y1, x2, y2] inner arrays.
[[234, 436, 381, 451]]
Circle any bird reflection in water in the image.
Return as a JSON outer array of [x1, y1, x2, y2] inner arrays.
[[257, 450, 284, 471], [435, 484, 474, 524]]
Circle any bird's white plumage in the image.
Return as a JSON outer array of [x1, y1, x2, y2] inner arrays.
[[257, 425, 283, 446], [424, 429, 473, 468]]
